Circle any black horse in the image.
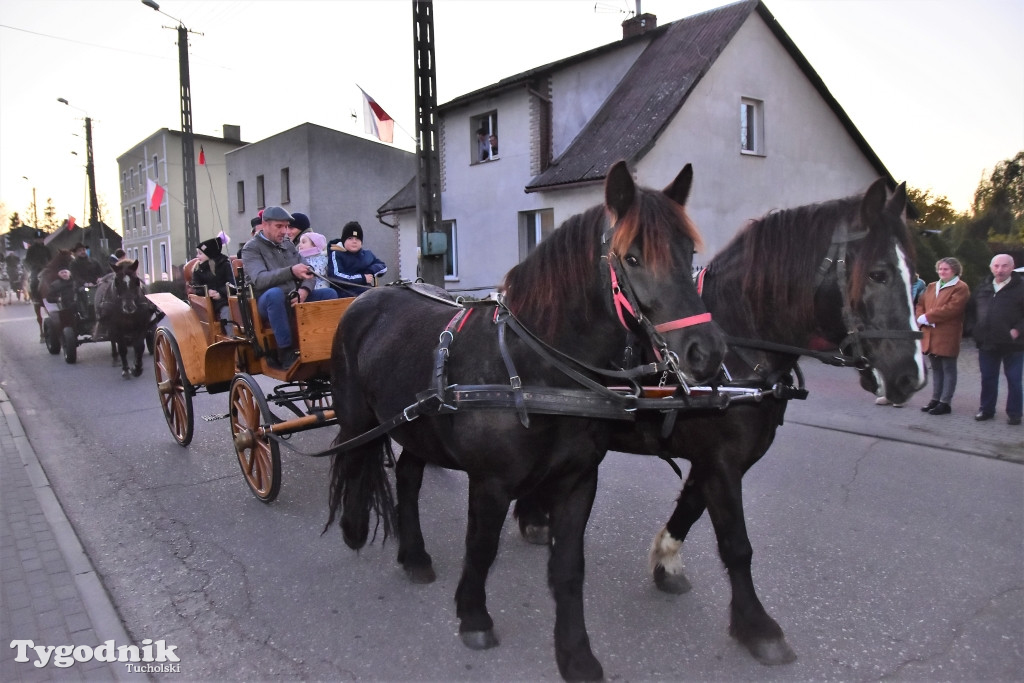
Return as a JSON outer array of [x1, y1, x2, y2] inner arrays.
[[96, 260, 156, 379], [515, 179, 925, 665], [326, 162, 727, 681]]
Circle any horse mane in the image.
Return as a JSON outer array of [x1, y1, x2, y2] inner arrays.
[[501, 205, 604, 338], [708, 189, 910, 335], [501, 186, 703, 339]]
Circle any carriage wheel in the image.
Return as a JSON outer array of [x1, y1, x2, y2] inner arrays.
[[62, 327, 77, 364], [153, 326, 194, 446], [229, 373, 281, 503], [43, 318, 60, 355]]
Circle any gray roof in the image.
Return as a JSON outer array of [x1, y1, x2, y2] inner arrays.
[[525, 0, 894, 192]]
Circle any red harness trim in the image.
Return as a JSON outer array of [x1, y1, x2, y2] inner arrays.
[[608, 260, 637, 329], [695, 267, 707, 296], [654, 312, 712, 334]]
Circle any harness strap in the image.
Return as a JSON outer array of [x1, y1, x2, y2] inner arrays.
[[654, 312, 712, 333], [495, 312, 530, 428]]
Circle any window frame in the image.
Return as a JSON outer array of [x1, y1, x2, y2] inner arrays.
[[237, 181, 245, 213], [440, 220, 458, 280], [518, 208, 555, 261], [740, 97, 765, 156], [280, 167, 290, 204], [471, 111, 499, 165], [256, 175, 265, 209]]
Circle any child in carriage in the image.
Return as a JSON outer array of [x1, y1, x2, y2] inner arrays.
[[297, 231, 331, 291], [192, 235, 234, 330], [326, 221, 387, 298]]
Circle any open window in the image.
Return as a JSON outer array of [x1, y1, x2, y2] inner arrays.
[[518, 209, 554, 260], [440, 220, 458, 279], [472, 112, 499, 164]]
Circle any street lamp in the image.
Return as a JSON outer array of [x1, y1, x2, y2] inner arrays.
[[57, 97, 101, 253], [141, 0, 201, 256]]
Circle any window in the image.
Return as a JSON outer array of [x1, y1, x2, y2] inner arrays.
[[440, 220, 458, 279], [256, 175, 265, 209], [237, 181, 245, 213], [138, 163, 143, 188], [471, 112, 499, 164], [122, 172, 127, 197], [518, 209, 554, 260], [153, 155, 159, 180], [129, 168, 135, 192], [124, 208, 129, 232], [131, 205, 137, 231], [153, 203, 160, 225], [740, 98, 765, 156], [142, 245, 151, 283], [141, 201, 147, 227], [280, 168, 290, 204], [159, 243, 168, 280]]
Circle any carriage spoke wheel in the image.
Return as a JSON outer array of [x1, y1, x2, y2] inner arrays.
[[229, 374, 281, 503], [62, 327, 77, 364], [153, 327, 194, 446]]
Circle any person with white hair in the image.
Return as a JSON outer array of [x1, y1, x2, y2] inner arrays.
[[970, 253, 1024, 425]]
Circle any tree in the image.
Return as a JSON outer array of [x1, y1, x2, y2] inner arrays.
[[8, 211, 21, 230], [907, 187, 961, 230], [42, 198, 60, 232], [906, 186, 965, 278], [970, 150, 1024, 242]]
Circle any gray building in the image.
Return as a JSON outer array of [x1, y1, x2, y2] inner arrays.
[[225, 123, 416, 280]]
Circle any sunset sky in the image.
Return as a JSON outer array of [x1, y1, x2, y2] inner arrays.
[[1, 0, 1021, 231]]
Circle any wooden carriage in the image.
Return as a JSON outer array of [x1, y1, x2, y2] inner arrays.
[[148, 258, 352, 502]]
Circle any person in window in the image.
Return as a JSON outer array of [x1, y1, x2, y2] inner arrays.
[[477, 127, 489, 161], [192, 236, 234, 325], [326, 221, 387, 298], [241, 206, 338, 370], [489, 133, 498, 157]]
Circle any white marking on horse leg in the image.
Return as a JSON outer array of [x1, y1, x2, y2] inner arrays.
[[649, 527, 684, 575], [895, 244, 926, 386]]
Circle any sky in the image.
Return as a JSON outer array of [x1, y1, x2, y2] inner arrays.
[[1, 0, 1022, 233]]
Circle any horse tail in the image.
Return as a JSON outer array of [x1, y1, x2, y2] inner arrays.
[[324, 436, 396, 550]]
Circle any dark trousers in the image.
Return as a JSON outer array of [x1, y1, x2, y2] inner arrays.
[[978, 348, 1023, 418], [928, 354, 958, 404]]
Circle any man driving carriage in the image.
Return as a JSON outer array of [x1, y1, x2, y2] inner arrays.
[[241, 206, 338, 370]]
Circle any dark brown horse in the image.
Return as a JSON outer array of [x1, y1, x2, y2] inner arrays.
[[515, 179, 925, 665], [96, 260, 157, 378], [326, 162, 726, 681]]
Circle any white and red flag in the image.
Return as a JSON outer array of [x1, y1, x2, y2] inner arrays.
[[147, 178, 164, 211], [358, 86, 394, 143]]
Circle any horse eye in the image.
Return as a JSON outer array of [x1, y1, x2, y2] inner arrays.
[[624, 254, 640, 267], [868, 270, 888, 284]]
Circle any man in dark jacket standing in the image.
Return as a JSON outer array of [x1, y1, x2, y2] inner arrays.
[[971, 254, 1024, 425]]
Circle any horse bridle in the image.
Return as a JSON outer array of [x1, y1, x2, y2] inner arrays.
[[814, 219, 922, 370], [602, 226, 713, 388]]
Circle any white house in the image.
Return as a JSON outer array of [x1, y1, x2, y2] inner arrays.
[[118, 126, 246, 283], [380, 0, 899, 290]]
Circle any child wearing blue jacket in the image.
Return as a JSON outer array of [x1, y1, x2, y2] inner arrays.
[[326, 221, 387, 297]]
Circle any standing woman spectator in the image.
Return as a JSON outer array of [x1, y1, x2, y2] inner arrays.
[[917, 257, 971, 415]]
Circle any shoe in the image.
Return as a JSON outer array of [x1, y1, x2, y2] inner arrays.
[[928, 402, 951, 415], [875, 396, 891, 405], [974, 412, 994, 421], [921, 400, 940, 412], [269, 347, 299, 371], [1009, 416, 1022, 426]]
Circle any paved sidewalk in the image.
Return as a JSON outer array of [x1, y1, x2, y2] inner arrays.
[[1, 387, 131, 681]]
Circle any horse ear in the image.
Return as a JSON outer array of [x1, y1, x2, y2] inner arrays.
[[662, 163, 693, 207], [129, 260, 140, 273], [886, 181, 908, 218], [604, 161, 636, 220], [860, 178, 888, 226]]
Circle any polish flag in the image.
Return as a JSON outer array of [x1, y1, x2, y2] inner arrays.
[[198, 146, 206, 165], [147, 178, 164, 211], [67, 215, 76, 230], [358, 86, 394, 143]]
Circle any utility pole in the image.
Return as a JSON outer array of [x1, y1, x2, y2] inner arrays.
[[142, 0, 201, 257], [84, 116, 101, 253], [413, 0, 444, 286]]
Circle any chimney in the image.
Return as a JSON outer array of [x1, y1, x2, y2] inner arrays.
[[223, 124, 241, 142], [622, 12, 657, 39]]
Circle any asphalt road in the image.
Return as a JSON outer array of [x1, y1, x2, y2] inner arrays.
[[1, 301, 1021, 681]]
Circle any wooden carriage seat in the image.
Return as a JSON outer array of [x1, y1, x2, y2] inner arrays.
[[181, 257, 217, 341]]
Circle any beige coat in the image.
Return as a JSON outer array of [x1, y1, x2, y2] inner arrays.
[[916, 278, 970, 357]]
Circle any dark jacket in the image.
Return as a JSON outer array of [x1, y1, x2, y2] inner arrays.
[[69, 255, 106, 285], [240, 232, 308, 299], [325, 242, 387, 298], [970, 272, 1024, 352], [192, 254, 234, 303]]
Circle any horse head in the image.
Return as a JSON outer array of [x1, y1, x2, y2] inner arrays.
[[826, 179, 926, 404], [111, 259, 144, 316], [602, 161, 726, 384]]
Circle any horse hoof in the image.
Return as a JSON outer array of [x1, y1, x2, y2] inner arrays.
[[132, 366, 143, 377], [556, 650, 603, 681], [403, 564, 436, 584], [653, 564, 692, 594], [746, 637, 796, 665], [121, 370, 131, 379], [459, 629, 498, 650], [521, 524, 550, 546]]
